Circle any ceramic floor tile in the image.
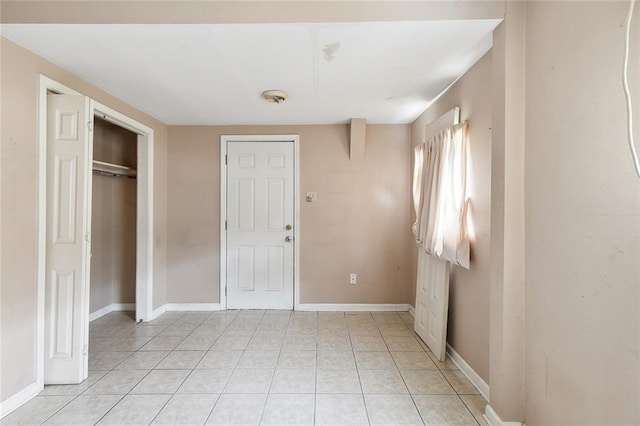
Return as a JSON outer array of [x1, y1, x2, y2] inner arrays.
[[260, 394, 315, 425], [364, 394, 423, 425], [115, 351, 169, 370], [211, 335, 251, 350], [140, 336, 185, 351], [156, 350, 205, 369], [400, 369, 456, 395], [427, 352, 460, 370], [223, 323, 258, 336], [359, 368, 408, 394], [316, 350, 356, 369], [39, 371, 108, 396], [270, 368, 315, 393], [347, 326, 381, 336], [97, 394, 170, 425], [355, 351, 397, 370], [178, 369, 234, 394], [413, 394, 478, 425], [442, 369, 481, 394], [130, 369, 190, 394], [277, 350, 316, 369], [205, 394, 266, 425], [282, 335, 317, 351], [316, 369, 361, 393], [351, 335, 388, 351], [237, 350, 280, 368], [378, 325, 414, 337], [384, 336, 424, 351], [88, 351, 133, 370], [151, 394, 219, 425], [109, 336, 153, 351], [197, 350, 242, 369], [128, 325, 167, 337], [224, 368, 274, 393], [317, 334, 352, 350], [315, 393, 369, 426], [85, 369, 149, 395], [89, 337, 119, 353], [0, 396, 74, 425], [247, 334, 285, 350], [159, 324, 198, 337], [43, 395, 122, 425], [11, 310, 479, 426], [460, 394, 490, 425], [174, 335, 217, 351], [391, 351, 438, 370]]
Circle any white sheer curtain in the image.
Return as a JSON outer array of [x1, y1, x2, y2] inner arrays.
[[412, 122, 470, 269]]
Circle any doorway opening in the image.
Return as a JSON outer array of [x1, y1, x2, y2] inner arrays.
[[37, 75, 154, 385]]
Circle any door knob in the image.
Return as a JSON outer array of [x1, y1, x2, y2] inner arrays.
[[285, 236, 293, 243]]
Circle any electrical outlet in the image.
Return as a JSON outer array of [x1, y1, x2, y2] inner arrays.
[[350, 273, 357, 285]]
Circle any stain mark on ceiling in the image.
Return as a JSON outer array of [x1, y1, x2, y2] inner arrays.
[[322, 42, 340, 62]]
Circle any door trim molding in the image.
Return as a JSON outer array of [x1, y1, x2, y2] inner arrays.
[[36, 75, 155, 390], [90, 100, 154, 324], [220, 135, 300, 310]]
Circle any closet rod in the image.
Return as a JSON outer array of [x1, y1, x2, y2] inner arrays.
[[92, 160, 137, 179], [92, 169, 137, 179]]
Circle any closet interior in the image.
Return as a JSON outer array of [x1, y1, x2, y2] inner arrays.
[[90, 116, 138, 318]]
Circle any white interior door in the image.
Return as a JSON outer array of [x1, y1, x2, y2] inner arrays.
[[226, 141, 294, 309], [44, 94, 92, 384], [414, 250, 450, 361]]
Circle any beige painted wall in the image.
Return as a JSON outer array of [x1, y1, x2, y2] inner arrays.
[[410, 51, 493, 383], [0, 37, 168, 401], [167, 125, 413, 305], [90, 119, 137, 314], [523, 2, 639, 424], [1, 1, 504, 24]]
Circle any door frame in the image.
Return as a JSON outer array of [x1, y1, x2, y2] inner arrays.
[[36, 75, 155, 386], [219, 135, 300, 310]]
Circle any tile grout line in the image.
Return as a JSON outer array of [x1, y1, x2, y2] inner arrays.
[[348, 311, 372, 426], [146, 310, 216, 425], [90, 311, 187, 425], [201, 310, 241, 425]]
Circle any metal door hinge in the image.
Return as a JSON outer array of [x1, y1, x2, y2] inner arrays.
[[225, 154, 228, 165], [87, 121, 93, 131], [225, 220, 227, 230], [82, 344, 88, 355], [225, 287, 227, 296]]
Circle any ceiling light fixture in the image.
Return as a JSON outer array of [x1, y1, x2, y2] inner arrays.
[[262, 90, 288, 104]]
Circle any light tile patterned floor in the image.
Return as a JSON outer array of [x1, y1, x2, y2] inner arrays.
[[1, 310, 488, 425]]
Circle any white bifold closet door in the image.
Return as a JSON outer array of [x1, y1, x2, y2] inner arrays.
[[44, 94, 92, 384]]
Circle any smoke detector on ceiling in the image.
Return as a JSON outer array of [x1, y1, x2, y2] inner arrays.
[[262, 90, 288, 104]]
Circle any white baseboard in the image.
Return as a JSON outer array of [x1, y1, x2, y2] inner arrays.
[[89, 303, 135, 322], [446, 343, 490, 401], [0, 382, 42, 419], [407, 305, 415, 317], [484, 404, 522, 426], [296, 303, 411, 312], [164, 303, 221, 312], [150, 304, 167, 320]]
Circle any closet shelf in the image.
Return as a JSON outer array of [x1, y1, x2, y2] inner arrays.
[[92, 160, 137, 179]]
